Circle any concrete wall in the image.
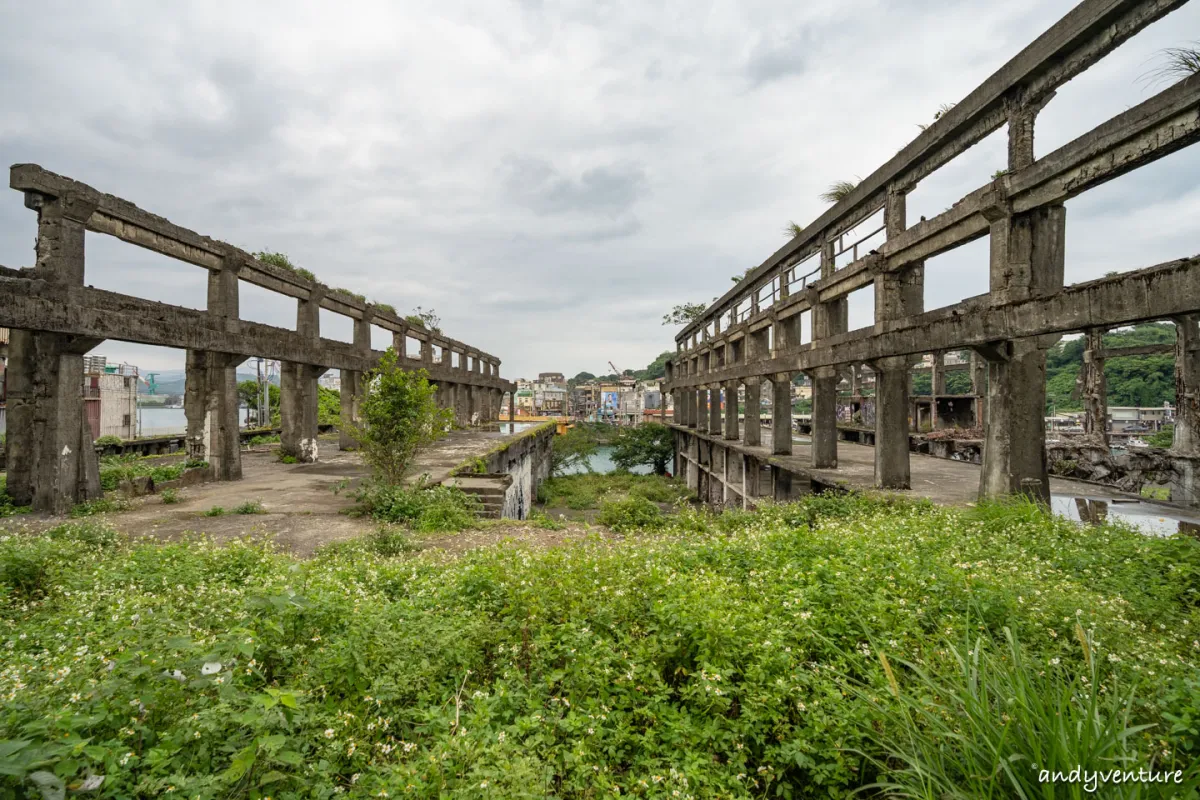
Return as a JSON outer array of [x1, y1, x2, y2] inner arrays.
[[458, 423, 555, 520], [95, 373, 137, 438]]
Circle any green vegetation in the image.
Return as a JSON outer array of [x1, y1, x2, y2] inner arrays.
[[596, 495, 666, 531], [203, 506, 226, 517], [405, 306, 442, 334], [68, 496, 132, 518], [246, 433, 281, 446], [537, 473, 690, 510], [352, 349, 453, 484], [0, 478, 31, 518], [611, 422, 674, 475], [94, 434, 123, 448], [661, 302, 706, 327], [0, 496, 1195, 797], [820, 178, 860, 203], [278, 453, 298, 465], [332, 287, 367, 304], [1147, 424, 1175, 448], [550, 425, 600, 476], [160, 488, 180, 505], [97, 454, 206, 492], [373, 302, 396, 316], [1047, 323, 1176, 411], [784, 220, 804, 238], [1149, 42, 1200, 85], [233, 500, 267, 515], [253, 250, 316, 282], [353, 480, 481, 532]]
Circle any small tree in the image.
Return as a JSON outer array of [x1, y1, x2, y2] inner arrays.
[[352, 348, 454, 484], [406, 306, 443, 334], [611, 423, 674, 475], [550, 425, 599, 476], [662, 302, 707, 326]]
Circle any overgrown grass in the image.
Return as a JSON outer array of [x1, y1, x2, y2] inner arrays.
[[537, 473, 690, 510], [353, 480, 481, 532], [68, 496, 133, 518], [203, 506, 226, 517], [97, 454, 207, 492], [0, 496, 1197, 797], [160, 488, 180, 505]]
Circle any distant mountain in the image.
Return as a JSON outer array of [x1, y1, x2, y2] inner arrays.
[[137, 370, 278, 395]]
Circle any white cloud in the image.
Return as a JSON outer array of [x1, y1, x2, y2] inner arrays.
[[1, 0, 1197, 376]]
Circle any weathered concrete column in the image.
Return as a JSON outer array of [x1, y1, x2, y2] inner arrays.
[[5, 189, 105, 513], [6, 332, 103, 513], [1174, 314, 1200, 455], [870, 356, 913, 490], [708, 385, 722, 434], [771, 374, 793, 455], [339, 312, 372, 450], [971, 351, 988, 426], [184, 349, 242, 480], [977, 337, 1058, 504], [696, 388, 709, 433], [809, 366, 839, 469], [281, 288, 325, 462], [723, 380, 739, 440], [930, 352, 946, 431], [671, 389, 682, 426], [1080, 328, 1108, 446], [743, 379, 761, 447], [507, 390, 516, 423]]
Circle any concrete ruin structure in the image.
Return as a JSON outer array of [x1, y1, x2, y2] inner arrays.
[[664, 0, 1200, 509], [1, 166, 515, 513]]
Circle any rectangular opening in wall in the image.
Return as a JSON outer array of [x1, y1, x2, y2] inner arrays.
[[238, 279, 297, 331], [431, 343, 444, 364], [1063, 151, 1200, 286], [799, 309, 812, 345], [370, 324, 392, 351], [905, 124, 1007, 225], [467, 355, 475, 372], [786, 249, 821, 294], [85, 234, 208, 311], [757, 278, 777, 312], [846, 284, 874, 332], [81, 343, 194, 438], [451, 351, 460, 369], [319, 309, 354, 343], [833, 208, 885, 270], [1034, 3, 1200, 157], [406, 336, 422, 358], [923, 236, 990, 311]]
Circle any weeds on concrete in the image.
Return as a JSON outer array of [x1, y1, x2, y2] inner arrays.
[[68, 496, 133, 518], [233, 500, 267, 515], [203, 506, 226, 517]]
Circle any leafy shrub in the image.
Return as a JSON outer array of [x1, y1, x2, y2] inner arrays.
[[234, 500, 267, 515], [596, 496, 665, 532], [528, 509, 566, 530], [367, 526, 420, 557], [69, 496, 132, 517], [160, 488, 180, 504], [610, 422, 674, 475], [0, 542, 50, 597], [204, 506, 226, 517], [278, 453, 298, 465], [94, 434, 123, 447], [98, 453, 191, 492], [353, 480, 480, 532], [247, 433, 281, 446], [44, 521, 120, 549], [538, 473, 689, 510]]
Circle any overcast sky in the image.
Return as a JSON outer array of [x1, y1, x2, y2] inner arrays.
[[1, 0, 1197, 380]]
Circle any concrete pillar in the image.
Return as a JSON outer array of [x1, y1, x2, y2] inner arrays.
[[5, 189, 106, 513], [708, 385, 722, 435], [507, 390, 516, 424], [723, 380, 739, 440], [280, 363, 325, 462], [1174, 314, 1200, 455], [339, 314, 372, 450], [743, 379, 761, 447], [871, 356, 912, 490], [281, 289, 324, 462], [971, 351, 988, 427], [671, 389, 682, 426], [697, 388, 709, 433], [809, 366, 839, 468], [1080, 328, 1108, 446], [771, 374, 793, 455], [184, 349, 242, 480], [977, 337, 1057, 504], [6, 332, 103, 513]]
